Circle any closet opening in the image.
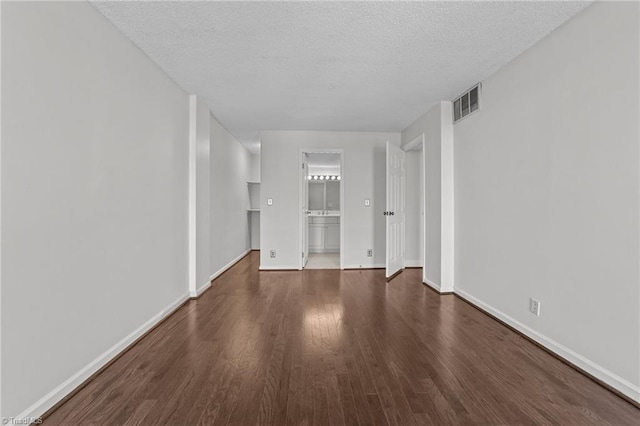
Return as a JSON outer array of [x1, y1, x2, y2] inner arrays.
[[402, 135, 426, 277]]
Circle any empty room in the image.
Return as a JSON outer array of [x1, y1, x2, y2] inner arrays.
[[1, 1, 639, 425]]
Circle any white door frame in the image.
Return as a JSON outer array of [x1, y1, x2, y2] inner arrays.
[[402, 134, 427, 282], [301, 153, 310, 268], [298, 148, 345, 270]]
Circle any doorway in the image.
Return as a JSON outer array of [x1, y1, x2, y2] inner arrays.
[[403, 138, 425, 269], [299, 150, 344, 269], [401, 135, 426, 279], [384, 138, 425, 280]]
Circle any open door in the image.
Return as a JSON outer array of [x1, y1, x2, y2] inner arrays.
[[386, 142, 405, 279], [301, 153, 310, 268]]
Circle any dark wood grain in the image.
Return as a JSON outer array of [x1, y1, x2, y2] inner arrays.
[[44, 252, 640, 425]]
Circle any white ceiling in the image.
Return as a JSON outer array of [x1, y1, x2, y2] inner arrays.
[[92, 1, 590, 154]]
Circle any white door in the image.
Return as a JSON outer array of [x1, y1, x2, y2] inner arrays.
[[386, 142, 405, 278], [301, 153, 310, 268]]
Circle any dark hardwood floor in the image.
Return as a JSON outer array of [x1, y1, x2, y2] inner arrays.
[[44, 251, 639, 425]]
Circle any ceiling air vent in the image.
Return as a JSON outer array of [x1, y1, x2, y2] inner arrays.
[[453, 84, 481, 123]]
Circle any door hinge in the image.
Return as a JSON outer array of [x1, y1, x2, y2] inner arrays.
[[302, 251, 305, 258], [302, 163, 305, 169]]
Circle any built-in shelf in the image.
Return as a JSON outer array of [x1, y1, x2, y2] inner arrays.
[[247, 182, 260, 250], [247, 182, 260, 210]]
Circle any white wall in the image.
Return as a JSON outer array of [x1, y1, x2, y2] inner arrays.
[[1, 1, 190, 418], [249, 153, 261, 182], [250, 211, 261, 250], [209, 117, 252, 277], [1, 2, 4, 418], [189, 96, 211, 296], [454, 1, 639, 402], [308, 165, 341, 176], [260, 131, 400, 269], [440, 102, 454, 292]]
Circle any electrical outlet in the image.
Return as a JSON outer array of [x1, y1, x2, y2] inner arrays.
[[367, 249, 373, 257], [270, 250, 276, 258], [529, 298, 540, 316]]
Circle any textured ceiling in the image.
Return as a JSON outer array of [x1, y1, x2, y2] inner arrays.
[[92, 1, 590, 153]]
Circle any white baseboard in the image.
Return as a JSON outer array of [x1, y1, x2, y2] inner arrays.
[[455, 287, 640, 404], [342, 263, 385, 269], [17, 291, 191, 422], [259, 265, 299, 270], [404, 260, 422, 268], [422, 278, 443, 292], [209, 249, 251, 282], [190, 280, 211, 298]]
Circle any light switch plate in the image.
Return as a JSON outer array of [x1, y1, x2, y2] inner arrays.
[[364, 199, 370, 207], [267, 198, 273, 206]]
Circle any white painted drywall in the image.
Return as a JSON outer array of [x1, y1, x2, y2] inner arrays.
[[189, 96, 211, 295], [1, 1, 189, 418], [418, 146, 424, 270], [454, 1, 639, 401], [402, 106, 443, 288], [404, 150, 422, 266], [260, 131, 401, 269], [440, 102, 454, 292], [249, 153, 261, 182], [0, 0, 4, 418], [209, 117, 252, 277], [308, 165, 342, 176], [250, 212, 261, 250]]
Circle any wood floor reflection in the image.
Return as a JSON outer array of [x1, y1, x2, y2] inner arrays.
[[44, 251, 639, 425]]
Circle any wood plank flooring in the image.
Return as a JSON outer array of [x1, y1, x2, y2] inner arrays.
[[44, 251, 639, 425]]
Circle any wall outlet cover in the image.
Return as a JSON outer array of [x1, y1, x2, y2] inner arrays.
[[270, 250, 276, 258], [529, 298, 541, 316]]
